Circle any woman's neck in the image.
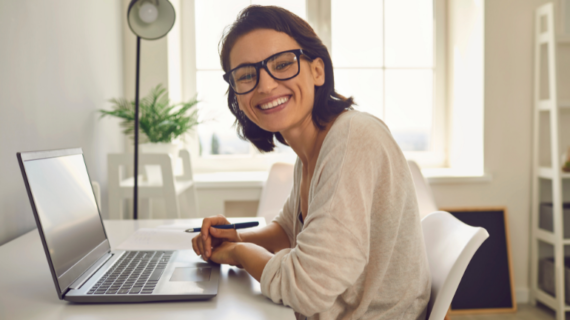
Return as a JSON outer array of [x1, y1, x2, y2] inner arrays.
[[281, 113, 340, 169]]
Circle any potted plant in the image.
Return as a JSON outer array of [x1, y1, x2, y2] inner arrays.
[[100, 84, 199, 156], [100, 84, 199, 181]]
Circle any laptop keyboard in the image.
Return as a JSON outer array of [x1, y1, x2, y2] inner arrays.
[[87, 251, 173, 295]]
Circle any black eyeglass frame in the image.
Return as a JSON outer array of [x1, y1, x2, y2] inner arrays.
[[222, 49, 313, 95]]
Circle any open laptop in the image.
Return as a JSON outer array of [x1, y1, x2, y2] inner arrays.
[[17, 148, 219, 303]]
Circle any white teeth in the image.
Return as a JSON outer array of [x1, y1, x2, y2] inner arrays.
[[259, 96, 289, 110]]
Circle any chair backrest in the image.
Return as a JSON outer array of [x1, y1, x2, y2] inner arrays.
[[408, 160, 438, 219], [256, 162, 294, 223], [422, 211, 489, 320], [107, 153, 180, 219], [108, 153, 176, 187]]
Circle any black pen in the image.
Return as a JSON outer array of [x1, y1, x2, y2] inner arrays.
[[184, 221, 259, 233]]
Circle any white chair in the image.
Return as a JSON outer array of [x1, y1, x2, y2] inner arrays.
[[422, 211, 489, 320], [256, 162, 294, 224], [107, 149, 199, 219], [408, 160, 438, 219]]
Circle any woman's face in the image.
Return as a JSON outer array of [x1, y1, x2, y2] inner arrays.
[[229, 29, 325, 134]]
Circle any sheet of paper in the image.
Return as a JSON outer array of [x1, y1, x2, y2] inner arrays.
[[156, 218, 265, 232], [157, 224, 199, 231], [116, 228, 195, 251]]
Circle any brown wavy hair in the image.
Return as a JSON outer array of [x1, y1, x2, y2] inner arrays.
[[219, 5, 354, 152]]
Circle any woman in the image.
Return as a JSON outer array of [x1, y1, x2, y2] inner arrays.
[[192, 5, 431, 320]]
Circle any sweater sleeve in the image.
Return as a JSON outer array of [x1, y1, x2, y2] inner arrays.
[[260, 115, 389, 317]]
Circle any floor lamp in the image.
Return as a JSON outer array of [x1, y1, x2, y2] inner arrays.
[[127, 0, 175, 219]]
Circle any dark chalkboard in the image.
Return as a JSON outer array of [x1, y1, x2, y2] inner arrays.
[[442, 207, 517, 314]]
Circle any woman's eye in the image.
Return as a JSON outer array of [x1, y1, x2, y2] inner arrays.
[[237, 73, 255, 81], [275, 61, 293, 70]]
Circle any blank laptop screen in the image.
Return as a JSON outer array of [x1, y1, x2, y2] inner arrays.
[[24, 154, 106, 278]]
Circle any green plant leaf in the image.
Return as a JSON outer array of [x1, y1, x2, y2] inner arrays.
[[99, 84, 200, 144]]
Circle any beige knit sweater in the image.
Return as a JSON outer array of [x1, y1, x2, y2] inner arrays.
[[260, 110, 431, 320]]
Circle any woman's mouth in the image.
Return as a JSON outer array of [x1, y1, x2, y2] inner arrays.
[[258, 96, 290, 110]]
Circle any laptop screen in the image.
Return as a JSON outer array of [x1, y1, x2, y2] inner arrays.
[[23, 153, 107, 279]]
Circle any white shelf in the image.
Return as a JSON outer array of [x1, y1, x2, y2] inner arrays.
[[536, 230, 570, 245], [538, 100, 552, 111], [538, 167, 570, 179], [535, 288, 570, 311], [531, 5, 570, 320], [537, 100, 570, 111], [536, 288, 559, 310], [536, 228, 556, 244]]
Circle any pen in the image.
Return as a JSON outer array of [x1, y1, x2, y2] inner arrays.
[[185, 221, 259, 233]]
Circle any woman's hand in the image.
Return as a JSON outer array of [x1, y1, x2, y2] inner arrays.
[[191, 215, 243, 260], [209, 241, 243, 268]]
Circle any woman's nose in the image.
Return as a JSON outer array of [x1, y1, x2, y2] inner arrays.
[[257, 68, 278, 93]]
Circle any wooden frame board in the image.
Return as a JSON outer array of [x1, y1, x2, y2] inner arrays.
[[440, 207, 517, 315]]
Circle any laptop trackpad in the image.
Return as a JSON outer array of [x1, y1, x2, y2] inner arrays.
[[170, 267, 211, 282]]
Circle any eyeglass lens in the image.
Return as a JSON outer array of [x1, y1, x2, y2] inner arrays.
[[230, 51, 299, 94]]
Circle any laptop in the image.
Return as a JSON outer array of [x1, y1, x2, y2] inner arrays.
[[17, 148, 219, 303]]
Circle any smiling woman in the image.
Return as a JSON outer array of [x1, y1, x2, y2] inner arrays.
[[191, 5, 431, 320], [219, 9, 354, 152]]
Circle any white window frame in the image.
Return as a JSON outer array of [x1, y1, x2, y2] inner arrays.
[[308, 0, 447, 168], [179, 0, 448, 173]]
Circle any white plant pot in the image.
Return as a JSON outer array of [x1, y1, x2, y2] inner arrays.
[[139, 142, 182, 183], [140, 142, 180, 156]]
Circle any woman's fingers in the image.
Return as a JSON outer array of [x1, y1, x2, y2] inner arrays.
[[209, 227, 241, 242], [192, 215, 241, 260], [200, 215, 231, 259], [205, 234, 212, 258], [192, 235, 203, 257], [200, 215, 230, 239]]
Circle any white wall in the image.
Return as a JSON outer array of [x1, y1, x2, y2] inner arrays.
[[432, 0, 559, 302], [0, 1, 125, 245]]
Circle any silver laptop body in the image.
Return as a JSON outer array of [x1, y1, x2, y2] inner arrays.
[[17, 148, 219, 303]]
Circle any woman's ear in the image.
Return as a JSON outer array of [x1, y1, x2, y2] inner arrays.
[[311, 58, 325, 87]]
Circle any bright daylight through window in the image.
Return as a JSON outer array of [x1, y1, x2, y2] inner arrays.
[[193, 0, 442, 166]]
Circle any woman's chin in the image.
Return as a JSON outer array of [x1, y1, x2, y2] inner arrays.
[[259, 124, 285, 133], [253, 116, 286, 132]]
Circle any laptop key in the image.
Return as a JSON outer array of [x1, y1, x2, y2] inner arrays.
[[149, 269, 163, 281], [117, 288, 130, 294]]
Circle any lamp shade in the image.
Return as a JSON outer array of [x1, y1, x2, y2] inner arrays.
[[127, 0, 175, 40]]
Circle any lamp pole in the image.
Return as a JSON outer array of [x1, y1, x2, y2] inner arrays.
[[133, 36, 141, 220], [127, 0, 175, 220]]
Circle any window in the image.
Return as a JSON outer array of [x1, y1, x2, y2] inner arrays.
[[185, 0, 446, 171], [327, 0, 446, 166]]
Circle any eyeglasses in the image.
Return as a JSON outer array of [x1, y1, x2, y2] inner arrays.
[[223, 49, 312, 95]]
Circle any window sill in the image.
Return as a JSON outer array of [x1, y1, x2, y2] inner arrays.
[[192, 168, 492, 190], [422, 168, 493, 184], [193, 171, 268, 189]]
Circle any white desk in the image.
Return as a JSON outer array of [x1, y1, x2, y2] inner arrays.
[[0, 218, 294, 320]]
